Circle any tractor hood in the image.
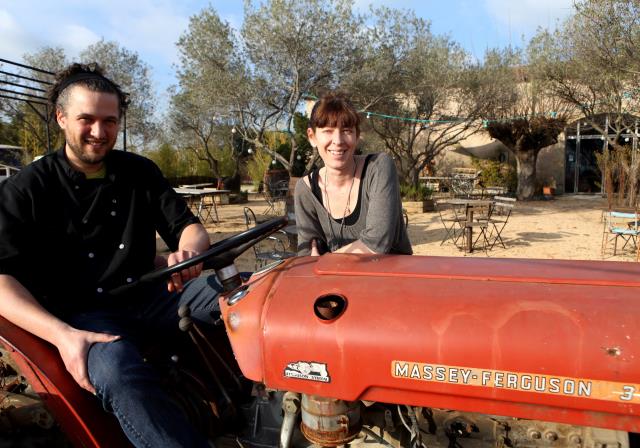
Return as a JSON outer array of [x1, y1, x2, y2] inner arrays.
[[220, 254, 640, 431]]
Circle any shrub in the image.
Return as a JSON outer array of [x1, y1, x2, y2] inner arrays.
[[246, 149, 271, 190], [400, 183, 433, 201], [471, 157, 516, 191]]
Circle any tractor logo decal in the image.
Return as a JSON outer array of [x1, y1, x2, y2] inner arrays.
[[284, 361, 330, 383], [392, 360, 640, 404]]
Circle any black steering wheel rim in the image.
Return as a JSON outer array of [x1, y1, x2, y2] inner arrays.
[[109, 216, 288, 296]]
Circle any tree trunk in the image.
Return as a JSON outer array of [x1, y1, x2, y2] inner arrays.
[[515, 148, 537, 200], [288, 134, 298, 175], [409, 165, 420, 188]]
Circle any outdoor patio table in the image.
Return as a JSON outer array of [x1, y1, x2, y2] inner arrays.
[[174, 188, 231, 223], [439, 198, 493, 252], [178, 182, 216, 189]]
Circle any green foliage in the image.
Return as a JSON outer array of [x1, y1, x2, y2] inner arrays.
[[246, 149, 271, 189], [146, 143, 210, 178], [400, 183, 432, 201], [215, 145, 237, 177], [471, 157, 517, 191], [292, 112, 312, 176], [0, 117, 21, 146], [147, 143, 178, 178]]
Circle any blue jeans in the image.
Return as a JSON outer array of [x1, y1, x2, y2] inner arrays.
[[66, 275, 222, 448]]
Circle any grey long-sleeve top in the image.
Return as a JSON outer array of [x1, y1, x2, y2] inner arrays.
[[294, 153, 412, 256]]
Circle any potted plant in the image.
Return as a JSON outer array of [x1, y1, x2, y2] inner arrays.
[[542, 180, 556, 199], [401, 183, 434, 213]]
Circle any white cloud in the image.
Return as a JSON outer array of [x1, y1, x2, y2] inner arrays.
[[0, 9, 43, 61], [484, 0, 573, 33], [56, 25, 101, 55], [103, 2, 191, 66]]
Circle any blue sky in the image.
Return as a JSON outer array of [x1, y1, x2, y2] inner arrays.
[[1, 0, 573, 109]]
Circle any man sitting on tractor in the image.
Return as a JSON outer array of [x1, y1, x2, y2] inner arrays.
[[0, 63, 218, 447]]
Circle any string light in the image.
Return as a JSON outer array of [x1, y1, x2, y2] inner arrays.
[[231, 126, 236, 134]]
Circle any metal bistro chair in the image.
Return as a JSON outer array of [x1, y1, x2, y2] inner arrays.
[[263, 179, 289, 216], [243, 207, 295, 269], [436, 201, 466, 248], [486, 198, 515, 250], [466, 200, 495, 251], [602, 210, 640, 258]]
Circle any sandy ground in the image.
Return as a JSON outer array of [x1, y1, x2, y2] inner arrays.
[[158, 193, 637, 271]]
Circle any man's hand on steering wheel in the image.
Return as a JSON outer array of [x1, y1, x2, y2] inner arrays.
[[109, 217, 288, 298], [166, 249, 203, 292]]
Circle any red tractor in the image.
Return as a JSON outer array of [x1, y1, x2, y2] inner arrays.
[[1, 217, 638, 447]]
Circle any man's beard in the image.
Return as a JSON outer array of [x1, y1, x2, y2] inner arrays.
[[66, 137, 114, 165]]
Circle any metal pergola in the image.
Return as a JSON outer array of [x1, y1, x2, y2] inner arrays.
[[0, 58, 128, 153], [565, 114, 639, 194], [0, 58, 54, 153]]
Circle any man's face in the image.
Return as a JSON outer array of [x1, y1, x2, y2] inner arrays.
[[56, 85, 120, 172]]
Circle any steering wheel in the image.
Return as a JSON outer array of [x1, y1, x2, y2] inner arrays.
[[109, 216, 288, 296]]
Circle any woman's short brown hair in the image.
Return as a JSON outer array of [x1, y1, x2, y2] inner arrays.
[[308, 93, 360, 135]]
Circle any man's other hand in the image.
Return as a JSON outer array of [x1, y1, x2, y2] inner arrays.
[[57, 328, 120, 394], [166, 249, 202, 292]]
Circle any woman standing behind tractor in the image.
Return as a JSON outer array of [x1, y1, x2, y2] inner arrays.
[[294, 93, 412, 256]]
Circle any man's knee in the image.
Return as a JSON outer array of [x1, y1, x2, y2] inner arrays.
[[179, 275, 222, 323], [87, 339, 156, 399]]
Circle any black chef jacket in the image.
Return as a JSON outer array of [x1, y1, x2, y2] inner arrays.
[[0, 148, 199, 316]]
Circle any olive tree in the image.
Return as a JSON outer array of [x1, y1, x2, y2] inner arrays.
[[80, 40, 157, 150], [172, 7, 249, 181], [481, 47, 572, 200], [172, 1, 362, 176], [535, 0, 640, 147], [2, 43, 156, 155], [344, 8, 490, 187]]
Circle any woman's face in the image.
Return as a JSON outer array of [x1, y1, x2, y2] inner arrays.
[[307, 125, 358, 172]]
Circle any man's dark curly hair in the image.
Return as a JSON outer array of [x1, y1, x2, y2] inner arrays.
[[48, 62, 129, 119]]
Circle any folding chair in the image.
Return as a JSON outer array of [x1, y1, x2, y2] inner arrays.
[[494, 196, 516, 204], [262, 180, 289, 215], [197, 192, 219, 223], [436, 201, 466, 247], [467, 201, 494, 251], [243, 207, 295, 269], [601, 211, 640, 257], [486, 201, 514, 249]]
